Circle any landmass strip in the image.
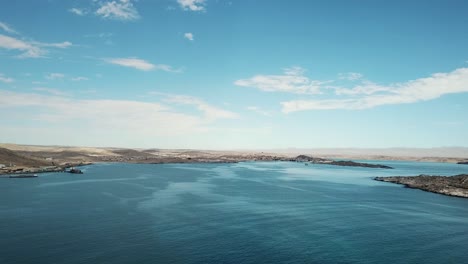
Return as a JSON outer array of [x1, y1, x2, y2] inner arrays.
[[0, 145, 394, 175], [3, 144, 468, 199], [374, 174, 468, 198]]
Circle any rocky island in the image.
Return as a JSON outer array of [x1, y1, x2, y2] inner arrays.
[[374, 174, 468, 198]]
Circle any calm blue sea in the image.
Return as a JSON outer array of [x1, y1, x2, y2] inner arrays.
[[1, 161, 468, 264]]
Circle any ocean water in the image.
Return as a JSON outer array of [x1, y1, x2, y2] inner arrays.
[[1, 161, 468, 264]]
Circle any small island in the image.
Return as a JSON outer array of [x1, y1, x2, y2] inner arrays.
[[375, 174, 468, 198]]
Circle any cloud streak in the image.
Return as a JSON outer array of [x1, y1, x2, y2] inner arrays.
[[104, 57, 179, 72], [0, 34, 72, 58], [235, 67, 329, 94], [32, 87, 69, 96], [0, 74, 14, 83], [161, 93, 239, 120], [45, 73, 65, 80], [0, 22, 18, 34], [281, 68, 468, 113]]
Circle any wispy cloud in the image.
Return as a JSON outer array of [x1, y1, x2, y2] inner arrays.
[[104, 57, 155, 71], [0, 34, 72, 58], [338, 72, 363, 81], [0, 22, 18, 34], [71, 76, 89, 81], [155, 93, 239, 120], [281, 67, 468, 113], [333, 80, 391, 96], [0, 90, 238, 138], [177, 0, 206, 11], [235, 67, 328, 94], [184, 32, 194, 41], [45, 73, 65, 80], [32, 87, 69, 96], [0, 74, 14, 83], [246, 106, 271, 116], [0, 34, 44, 58], [69, 8, 87, 16], [38, 41, 72, 48], [104, 57, 180, 72], [96, 0, 140, 21], [84, 32, 113, 38]]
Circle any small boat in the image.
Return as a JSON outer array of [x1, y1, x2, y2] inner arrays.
[[68, 168, 83, 174], [9, 174, 38, 178]]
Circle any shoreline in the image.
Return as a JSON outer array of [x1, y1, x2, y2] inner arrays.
[[0, 162, 93, 176], [0, 155, 395, 176], [374, 174, 468, 198]]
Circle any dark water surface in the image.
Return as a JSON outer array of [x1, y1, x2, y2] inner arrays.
[[1, 161, 468, 264]]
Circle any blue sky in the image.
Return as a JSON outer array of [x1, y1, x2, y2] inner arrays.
[[1, 0, 468, 149]]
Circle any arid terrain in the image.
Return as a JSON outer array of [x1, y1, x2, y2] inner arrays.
[[2, 143, 468, 198], [1, 143, 467, 176]]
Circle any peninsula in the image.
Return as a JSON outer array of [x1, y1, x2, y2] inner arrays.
[[375, 174, 468, 198]]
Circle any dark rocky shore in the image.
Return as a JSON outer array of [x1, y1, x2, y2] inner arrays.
[[374, 174, 468, 198], [289, 155, 393, 169]]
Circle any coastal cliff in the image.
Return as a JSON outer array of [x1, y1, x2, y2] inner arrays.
[[374, 174, 468, 198]]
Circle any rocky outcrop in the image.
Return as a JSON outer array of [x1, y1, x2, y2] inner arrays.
[[327, 160, 393, 169], [374, 174, 468, 198], [289, 155, 393, 169], [457, 161, 468, 165]]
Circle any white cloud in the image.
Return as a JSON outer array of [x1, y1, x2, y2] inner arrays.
[[71, 76, 89, 81], [96, 0, 140, 21], [184, 32, 194, 41], [154, 64, 181, 73], [281, 67, 468, 113], [177, 0, 206, 11], [104, 57, 180, 72], [0, 90, 238, 138], [69, 8, 87, 16], [157, 93, 239, 120], [0, 34, 44, 58], [338, 72, 363, 81], [235, 67, 328, 94], [333, 80, 391, 95], [39, 41, 73, 48], [45, 73, 65, 80], [0, 74, 14, 83], [0, 22, 18, 34], [0, 34, 72, 58], [105, 57, 154, 71]]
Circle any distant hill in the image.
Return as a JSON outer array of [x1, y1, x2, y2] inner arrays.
[[0, 147, 51, 167]]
